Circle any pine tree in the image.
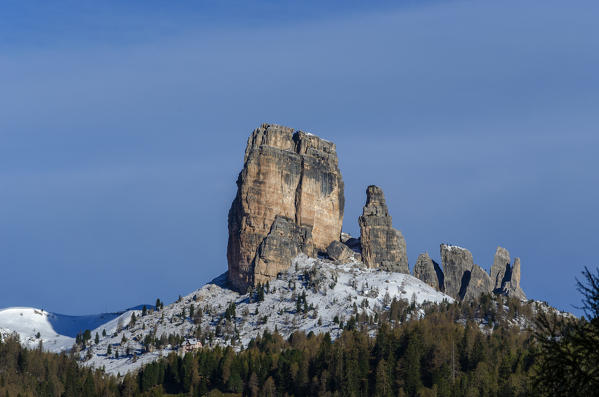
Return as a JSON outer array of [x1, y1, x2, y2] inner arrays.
[[82, 373, 95, 397], [247, 372, 259, 397], [535, 266, 599, 395], [375, 358, 389, 397], [402, 333, 423, 396], [82, 329, 91, 345], [94, 332, 99, 345], [257, 284, 265, 302]]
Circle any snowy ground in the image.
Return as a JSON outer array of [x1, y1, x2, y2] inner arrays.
[[0, 307, 138, 353], [0, 254, 573, 377], [1, 255, 454, 376], [76, 255, 452, 375]]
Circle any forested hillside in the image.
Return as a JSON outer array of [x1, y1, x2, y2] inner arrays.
[[1, 293, 563, 397]]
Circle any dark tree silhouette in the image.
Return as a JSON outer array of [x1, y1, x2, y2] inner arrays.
[[534, 266, 599, 396]]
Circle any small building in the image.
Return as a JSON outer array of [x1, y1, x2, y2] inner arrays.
[[178, 338, 202, 355]]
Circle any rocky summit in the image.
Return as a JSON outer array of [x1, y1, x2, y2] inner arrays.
[[491, 246, 511, 291], [227, 122, 526, 301], [359, 185, 409, 273], [490, 247, 526, 299], [440, 244, 475, 299], [413, 244, 525, 301], [227, 124, 345, 292]]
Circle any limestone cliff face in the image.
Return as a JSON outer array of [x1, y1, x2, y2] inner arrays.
[[441, 244, 492, 300], [490, 246, 526, 299], [441, 244, 474, 299], [359, 185, 409, 273], [413, 253, 444, 291], [511, 257, 521, 290], [491, 246, 511, 291], [507, 258, 526, 299], [440, 244, 525, 300], [463, 264, 494, 301], [253, 216, 314, 286], [227, 124, 345, 292]]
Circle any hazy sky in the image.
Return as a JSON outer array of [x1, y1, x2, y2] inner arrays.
[[1, 0, 598, 315]]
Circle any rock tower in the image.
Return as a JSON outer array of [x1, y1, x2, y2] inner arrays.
[[431, 244, 524, 300], [358, 185, 409, 273], [227, 124, 345, 292]]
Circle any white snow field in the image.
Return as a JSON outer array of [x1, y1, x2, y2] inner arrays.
[[1, 255, 453, 375], [0, 307, 140, 353]]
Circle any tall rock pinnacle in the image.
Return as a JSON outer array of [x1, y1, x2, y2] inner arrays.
[[227, 123, 345, 292], [490, 246, 526, 299], [490, 246, 511, 291], [358, 185, 409, 273]]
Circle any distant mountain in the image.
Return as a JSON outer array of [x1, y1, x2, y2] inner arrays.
[[0, 306, 144, 353]]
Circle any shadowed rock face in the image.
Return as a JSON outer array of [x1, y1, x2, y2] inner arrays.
[[491, 246, 511, 291], [227, 124, 344, 292], [413, 253, 444, 291], [359, 185, 409, 273], [440, 244, 525, 300], [490, 247, 526, 299], [253, 216, 314, 286], [441, 244, 474, 299]]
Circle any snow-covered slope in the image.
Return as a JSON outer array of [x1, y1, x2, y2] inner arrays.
[[0, 255, 571, 378], [76, 255, 452, 375], [0, 307, 140, 353], [1, 255, 453, 375]]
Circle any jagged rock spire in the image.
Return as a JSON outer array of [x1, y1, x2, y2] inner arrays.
[[359, 185, 409, 273], [490, 246, 526, 299], [491, 246, 511, 291], [440, 244, 525, 300]]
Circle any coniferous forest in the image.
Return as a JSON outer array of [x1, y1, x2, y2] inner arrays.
[[1, 268, 598, 397]]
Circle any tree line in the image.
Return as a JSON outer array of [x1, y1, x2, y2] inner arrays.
[[1, 268, 598, 396]]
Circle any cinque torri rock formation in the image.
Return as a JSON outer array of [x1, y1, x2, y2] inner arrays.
[[227, 124, 344, 292], [227, 122, 526, 301], [490, 247, 526, 299], [359, 185, 409, 273], [416, 244, 526, 301]]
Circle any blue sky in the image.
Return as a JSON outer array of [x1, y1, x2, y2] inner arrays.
[[1, 0, 598, 315]]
